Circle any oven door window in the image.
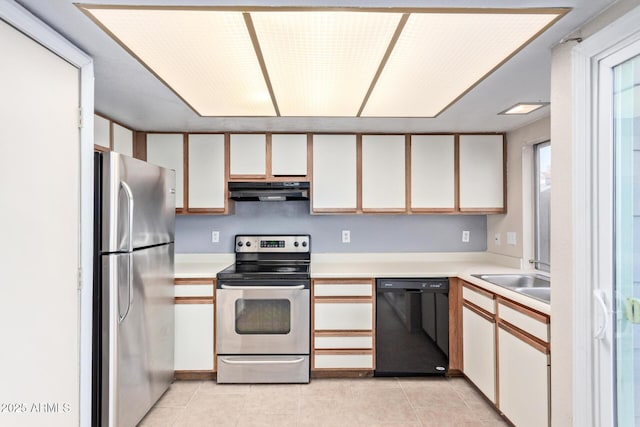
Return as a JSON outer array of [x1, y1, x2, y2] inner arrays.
[[235, 299, 291, 334]]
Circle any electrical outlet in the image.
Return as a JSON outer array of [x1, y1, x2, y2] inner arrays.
[[211, 231, 220, 243], [462, 230, 470, 243], [342, 230, 351, 243], [507, 232, 517, 245], [494, 233, 501, 246]]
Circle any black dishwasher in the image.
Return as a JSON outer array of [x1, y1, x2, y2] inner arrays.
[[375, 278, 449, 376]]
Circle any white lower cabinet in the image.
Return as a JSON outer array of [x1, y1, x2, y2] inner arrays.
[[498, 325, 550, 427], [312, 279, 375, 372], [174, 279, 215, 374], [462, 304, 496, 402], [174, 302, 214, 371]]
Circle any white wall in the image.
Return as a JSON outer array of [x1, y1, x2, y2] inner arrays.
[[550, 1, 640, 425], [0, 2, 94, 426], [486, 116, 550, 262]]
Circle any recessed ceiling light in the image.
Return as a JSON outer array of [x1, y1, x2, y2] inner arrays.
[[78, 6, 568, 118], [498, 102, 550, 115]]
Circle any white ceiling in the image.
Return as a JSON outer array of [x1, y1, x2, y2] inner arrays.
[[16, 0, 616, 133]]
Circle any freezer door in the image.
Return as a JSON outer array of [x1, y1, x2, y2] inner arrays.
[[102, 244, 174, 427], [100, 152, 175, 252]]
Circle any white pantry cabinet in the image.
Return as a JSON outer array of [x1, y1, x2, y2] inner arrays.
[[112, 122, 133, 157], [146, 133, 184, 209], [458, 134, 504, 212], [188, 134, 225, 211], [410, 135, 455, 211], [271, 134, 307, 176], [174, 279, 215, 375], [361, 134, 406, 211], [312, 134, 358, 212], [229, 133, 266, 177]]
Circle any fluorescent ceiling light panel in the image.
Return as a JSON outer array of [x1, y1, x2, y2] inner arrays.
[[361, 12, 561, 117], [83, 7, 276, 116], [499, 102, 550, 115], [80, 6, 565, 118], [251, 11, 401, 116]]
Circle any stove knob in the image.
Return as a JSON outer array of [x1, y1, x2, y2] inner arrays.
[[302, 241, 308, 247], [246, 241, 251, 247], [237, 241, 243, 247], [294, 241, 299, 247]]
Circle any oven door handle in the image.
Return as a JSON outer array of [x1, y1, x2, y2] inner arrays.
[[219, 357, 306, 365], [220, 284, 306, 290]]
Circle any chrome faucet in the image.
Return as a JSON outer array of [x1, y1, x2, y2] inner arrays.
[[529, 259, 551, 268]]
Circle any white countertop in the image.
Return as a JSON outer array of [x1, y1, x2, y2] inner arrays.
[[174, 252, 550, 314]]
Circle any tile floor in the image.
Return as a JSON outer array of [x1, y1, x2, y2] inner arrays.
[[138, 377, 508, 427]]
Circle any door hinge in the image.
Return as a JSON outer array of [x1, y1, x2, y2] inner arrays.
[[78, 107, 83, 129]]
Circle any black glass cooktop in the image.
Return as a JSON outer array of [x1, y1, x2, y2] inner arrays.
[[217, 262, 310, 280]]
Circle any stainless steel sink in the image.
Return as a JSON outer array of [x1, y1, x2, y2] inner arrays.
[[514, 287, 551, 303], [472, 274, 550, 289], [471, 274, 551, 303]]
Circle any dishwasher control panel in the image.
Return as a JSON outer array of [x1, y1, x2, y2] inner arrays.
[[377, 278, 449, 290]]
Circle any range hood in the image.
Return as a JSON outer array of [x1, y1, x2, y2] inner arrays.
[[228, 181, 310, 202]]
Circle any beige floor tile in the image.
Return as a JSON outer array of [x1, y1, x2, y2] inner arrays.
[[237, 413, 300, 427], [196, 380, 251, 395], [301, 378, 353, 400], [242, 391, 300, 415], [138, 406, 185, 427]]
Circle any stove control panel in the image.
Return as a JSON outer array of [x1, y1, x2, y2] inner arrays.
[[235, 235, 310, 253]]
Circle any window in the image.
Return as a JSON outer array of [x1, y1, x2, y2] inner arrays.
[[534, 141, 551, 272]]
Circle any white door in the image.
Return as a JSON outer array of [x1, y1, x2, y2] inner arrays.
[[589, 33, 640, 427]]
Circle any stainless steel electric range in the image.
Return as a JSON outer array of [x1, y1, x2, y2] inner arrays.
[[216, 234, 311, 384]]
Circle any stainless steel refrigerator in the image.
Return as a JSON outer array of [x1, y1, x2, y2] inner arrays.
[[93, 152, 175, 427]]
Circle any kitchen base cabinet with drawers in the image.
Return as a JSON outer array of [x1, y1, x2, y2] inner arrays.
[[174, 278, 216, 380], [460, 281, 551, 426], [311, 279, 375, 375]]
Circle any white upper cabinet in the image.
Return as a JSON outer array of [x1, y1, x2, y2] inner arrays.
[[188, 134, 225, 210], [271, 134, 307, 176], [361, 135, 406, 211], [94, 114, 110, 150], [312, 134, 357, 211], [146, 133, 184, 209], [229, 133, 266, 176], [410, 135, 455, 211], [459, 134, 504, 211], [112, 122, 133, 157]]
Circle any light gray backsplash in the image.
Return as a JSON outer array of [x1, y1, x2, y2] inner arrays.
[[175, 201, 487, 253]]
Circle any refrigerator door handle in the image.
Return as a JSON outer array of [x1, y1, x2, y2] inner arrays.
[[118, 254, 133, 324], [119, 180, 134, 252]]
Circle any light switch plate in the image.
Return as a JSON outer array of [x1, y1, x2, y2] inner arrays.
[[507, 232, 517, 245]]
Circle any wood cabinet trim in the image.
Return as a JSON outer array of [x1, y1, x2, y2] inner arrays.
[[265, 133, 273, 178], [313, 279, 374, 286], [314, 349, 373, 356], [497, 297, 549, 324], [314, 296, 373, 303], [314, 330, 373, 337], [463, 300, 495, 322], [174, 370, 215, 380], [462, 281, 496, 299], [356, 134, 363, 212], [498, 320, 549, 355], [449, 277, 463, 372], [174, 278, 215, 285], [183, 133, 189, 211], [174, 296, 214, 304], [454, 134, 460, 211], [405, 134, 412, 212]]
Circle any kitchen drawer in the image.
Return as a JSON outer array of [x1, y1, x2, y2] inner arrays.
[[174, 284, 214, 297], [498, 299, 549, 343], [314, 334, 373, 349], [314, 302, 373, 330], [314, 351, 373, 369], [314, 282, 373, 297], [463, 284, 495, 314]]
